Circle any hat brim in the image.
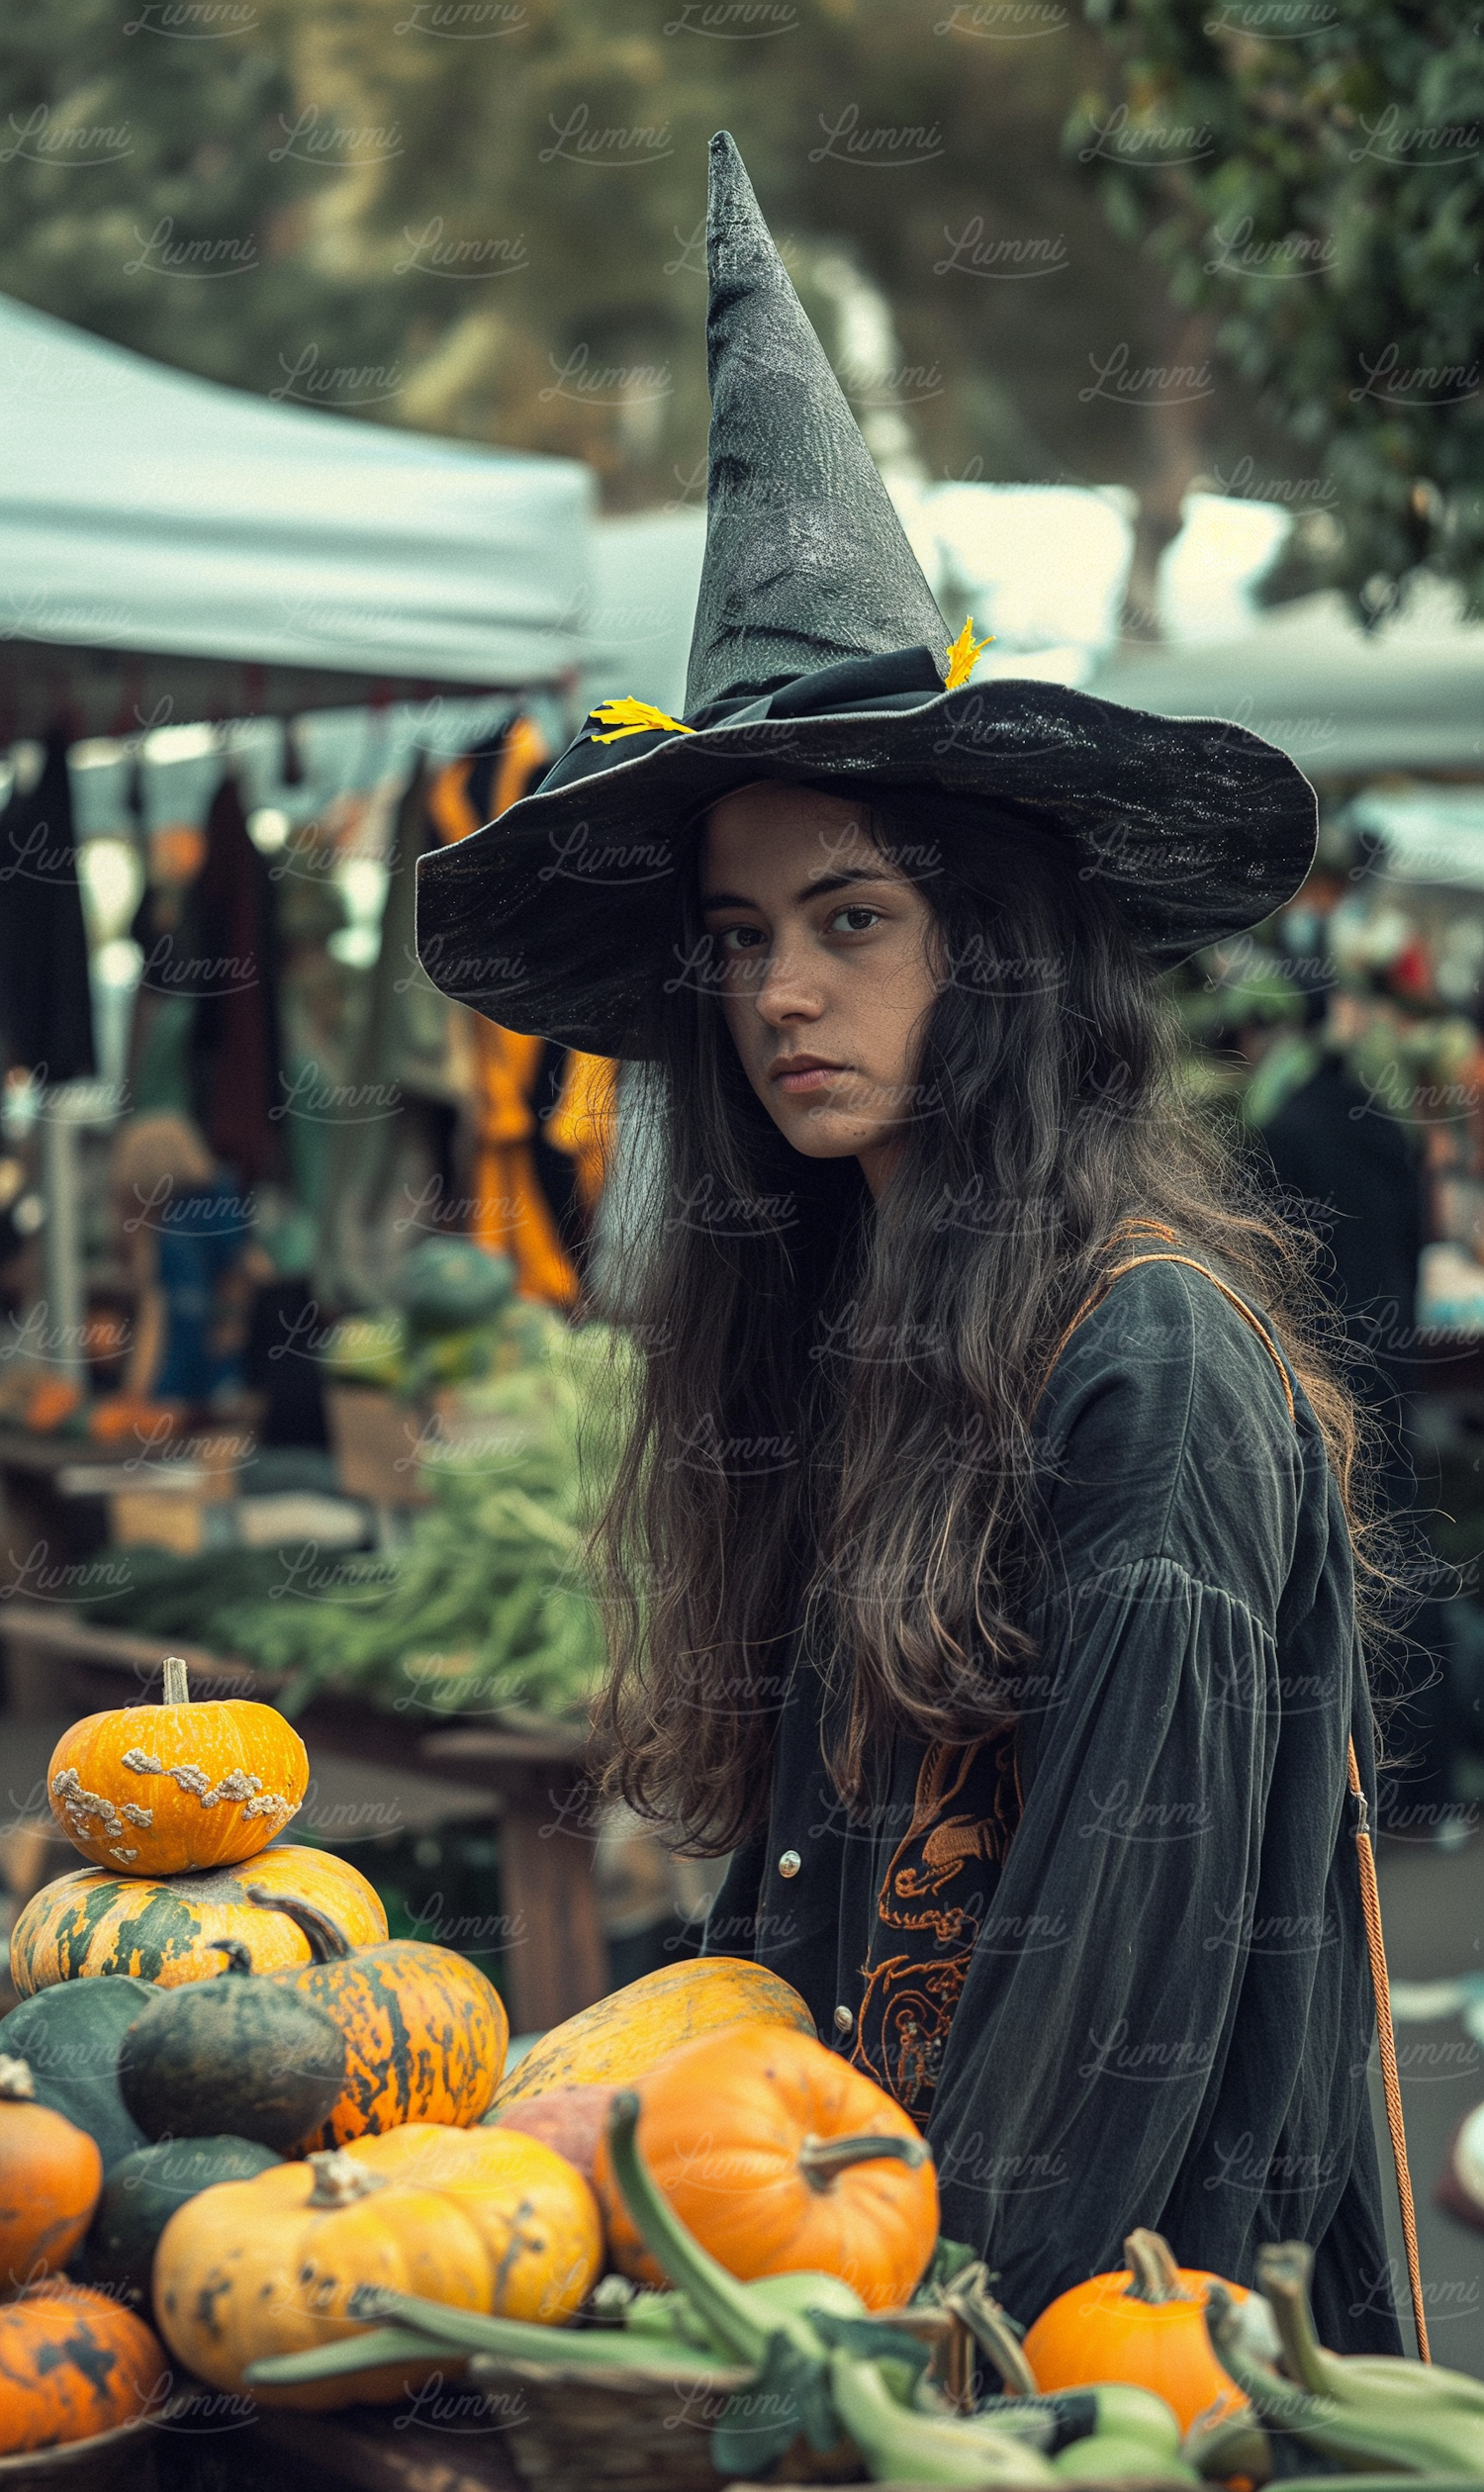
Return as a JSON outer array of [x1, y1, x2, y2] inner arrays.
[[415, 677, 1318, 1059]]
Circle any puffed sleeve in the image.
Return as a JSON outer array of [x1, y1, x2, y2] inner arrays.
[[925, 1257, 1336, 2324]]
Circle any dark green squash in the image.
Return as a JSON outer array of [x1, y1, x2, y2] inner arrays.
[[86, 2134, 282, 2307], [118, 1959, 347, 2152], [0, 1975, 152, 2173]]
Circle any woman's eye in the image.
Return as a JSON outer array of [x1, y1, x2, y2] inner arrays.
[[830, 904, 881, 935], [716, 925, 765, 956]]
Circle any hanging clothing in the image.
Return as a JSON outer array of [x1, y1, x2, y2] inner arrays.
[[427, 720, 618, 1307], [0, 731, 96, 1084], [183, 772, 283, 1187], [151, 1172, 254, 1403], [702, 1244, 1399, 2355]]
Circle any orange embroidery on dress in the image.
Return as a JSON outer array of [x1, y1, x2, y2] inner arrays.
[[850, 1724, 1021, 2119]]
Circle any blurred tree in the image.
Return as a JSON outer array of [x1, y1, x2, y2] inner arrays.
[[1067, 0, 1484, 615], [0, 0, 1305, 606]]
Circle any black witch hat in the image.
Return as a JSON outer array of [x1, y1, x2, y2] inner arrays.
[[416, 131, 1317, 1060]]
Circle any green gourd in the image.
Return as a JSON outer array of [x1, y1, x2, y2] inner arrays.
[[86, 2134, 282, 2307], [118, 1961, 347, 2153], [0, 1976, 152, 2173], [397, 1240, 514, 1332]]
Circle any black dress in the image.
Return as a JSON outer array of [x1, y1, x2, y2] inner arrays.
[[700, 1250, 1402, 2354]]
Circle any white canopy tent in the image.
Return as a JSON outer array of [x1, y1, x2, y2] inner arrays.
[[0, 293, 595, 736], [1089, 580, 1484, 779]]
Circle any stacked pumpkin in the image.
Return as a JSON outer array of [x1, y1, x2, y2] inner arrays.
[[0, 1660, 573, 2448]]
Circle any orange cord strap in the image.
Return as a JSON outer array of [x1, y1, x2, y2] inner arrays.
[[1347, 1735, 1430, 2359]]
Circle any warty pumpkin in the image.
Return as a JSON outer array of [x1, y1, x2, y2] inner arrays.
[[154, 2146, 502, 2410], [0, 1976, 152, 2172], [591, 2022, 938, 2311], [46, 1655, 309, 1876], [344, 2123, 602, 2322], [260, 1896, 509, 2146], [118, 1964, 347, 2153], [8, 1844, 388, 1995], [490, 1955, 815, 2111], [0, 2055, 102, 2291], [0, 2279, 168, 2455], [1021, 2229, 1249, 2433]]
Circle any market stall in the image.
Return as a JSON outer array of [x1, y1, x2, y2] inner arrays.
[[0, 298, 640, 2119]]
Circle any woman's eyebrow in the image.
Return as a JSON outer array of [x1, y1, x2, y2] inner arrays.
[[699, 867, 897, 910]]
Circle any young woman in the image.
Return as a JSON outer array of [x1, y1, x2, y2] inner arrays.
[[417, 129, 1409, 2353]]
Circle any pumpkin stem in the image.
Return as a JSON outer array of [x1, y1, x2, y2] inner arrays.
[[1252, 2242, 1329, 2396], [1123, 2228, 1186, 2303], [244, 1889, 352, 1963], [162, 1655, 190, 1706], [307, 2149, 389, 2208], [797, 2130, 933, 2192], [0, 2054, 37, 2102], [211, 1940, 255, 1976]]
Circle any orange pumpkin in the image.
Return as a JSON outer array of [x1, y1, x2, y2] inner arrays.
[[345, 2124, 602, 2321], [592, 2022, 938, 2311], [0, 2055, 102, 2291], [0, 2280, 168, 2454], [154, 2147, 504, 2410], [21, 1379, 83, 1435], [1021, 2229, 1249, 2432], [8, 1845, 388, 1996], [46, 1655, 308, 1876], [259, 1893, 508, 2147], [491, 1956, 816, 2110]]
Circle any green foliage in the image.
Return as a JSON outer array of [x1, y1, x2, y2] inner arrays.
[[1067, 0, 1484, 610], [220, 1317, 635, 1719], [0, 0, 1276, 519]]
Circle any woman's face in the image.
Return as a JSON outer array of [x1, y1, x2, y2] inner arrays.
[[698, 780, 942, 1198]]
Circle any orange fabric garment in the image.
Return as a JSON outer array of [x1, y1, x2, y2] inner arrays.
[[426, 724, 619, 1305]]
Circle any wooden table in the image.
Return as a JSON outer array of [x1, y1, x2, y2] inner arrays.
[[0, 1604, 607, 2033]]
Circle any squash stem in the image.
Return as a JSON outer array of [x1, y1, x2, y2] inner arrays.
[[162, 1655, 189, 1706], [940, 2263, 1039, 2396], [1123, 2229, 1185, 2304], [604, 2091, 776, 2369], [1252, 2243, 1329, 2396], [245, 1889, 352, 1963], [1201, 2282, 1331, 2436], [797, 2130, 931, 2192], [340, 2287, 734, 2376], [306, 2150, 390, 2208]]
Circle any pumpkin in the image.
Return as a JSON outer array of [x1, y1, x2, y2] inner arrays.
[[46, 1655, 309, 1877], [490, 1957, 815, 2111], [86, 2135, 282, 2309], [345, 2123, 602, 2322], [259, 1893, 508, 2147], [493, 2082, 614, 2181], [8, 1844, 388, 1996], [153, 2146, 500, 2410], [591, 2022, 938, 2311], [0, 2056, 102, 2290], [0, 1977, 152, 2173], [0, 2279, 168, 2455], [118, 1965, 347, 2153], [1021, 2230, 1249, 2433]]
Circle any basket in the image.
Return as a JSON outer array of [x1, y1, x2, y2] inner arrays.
[[465, 2350, 859, 2492], [463, 2305, 974, 2492]]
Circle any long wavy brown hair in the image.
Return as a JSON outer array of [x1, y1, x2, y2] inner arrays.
[[584, 778, 1419, 1853]]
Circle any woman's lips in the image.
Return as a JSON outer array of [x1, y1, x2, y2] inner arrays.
[[774, 1064, 846, 1095]]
